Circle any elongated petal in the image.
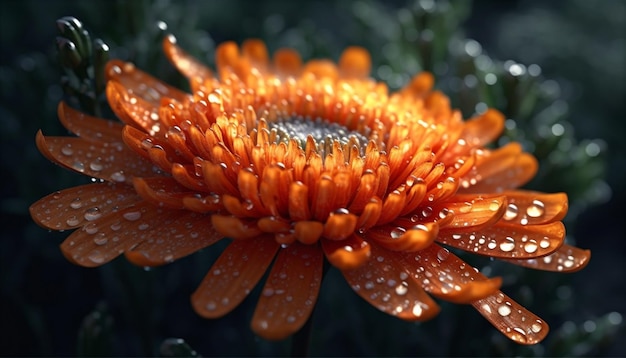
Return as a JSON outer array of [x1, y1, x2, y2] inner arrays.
[[163, 34, 213, 82], [398, 244, 501, 303], [431, 194, 507, 230], [36, 131, 156, 183], [61, 202, 176, 267], [500, 190, 568, 225], [192, 237, 279, 318], [472, 291, 549, 344], [437, 221, 565, 259], [30, 183, 142, 230], [106, 59, 188, 103], [322, 234, 371, 270], [251, 242, 324, 340], [124, 212, 223, 266], [502, 244, 591, 272], [342, 244, 440, 321], [58, 101, 124, 143]]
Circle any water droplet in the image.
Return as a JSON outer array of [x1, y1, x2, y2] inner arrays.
[[66, 216, 80, 226], [206, 302, 216, 311], [70, 198, 82, 209], [524, 241, 538, 253], [93, 234, 108, 246], [504, 203, 518, 220], [110, 171, 126, 182], [138, 223, 149, 230], [110, 221, 122, 231], [263, 288, 274, 297], [539, 237, 550, 249], [487, 240, 497, 250], [286, 315, 296, 323], [436, 248, 449, 261], [83, 223, 99, 235], [89, 160, 104, 172], [395, 284, 408, 295], [88, 252, 105, 264], [390, 227, 406, 239], [84, 207, 102, 221], [499, 238, 515, 252], [61, 145, 73, 156], [489, 200, 500, 211], [531, 321, 543, 333], [421, 207, 432, 217], [498, 304, 511, 316], [412, 303, 423, 316], [526, 200, 545, 218], [123, 211, 141, 221]]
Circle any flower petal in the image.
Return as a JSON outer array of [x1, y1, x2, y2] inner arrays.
[[192, 236, 279, 318], [60, 202, 176, 267], [124, 211, 222, 266], [472, 291, 549, 345], [437, 221, 565, 259], [29, 183, 142, 230], [398, 244, 501, 303], [36, 131, 156, 183], [502, 244, 591, 272], [273, 48, 302, 75], [58, 101, 124, 143], [322, 234, 371, 270], [251, 242, 324, 340], [338, 46, 371, 78], [163, 34, 213, 83], [432, 194, 507, 230], [459, 109, 505, 148], [366, 222, 439, 252], [132, 177, 198, 209], [341, 243, 440, 321], [501, 190, 568, 225]]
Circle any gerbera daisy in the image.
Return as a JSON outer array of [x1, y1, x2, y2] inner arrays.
[[30, 34, 590, 344]]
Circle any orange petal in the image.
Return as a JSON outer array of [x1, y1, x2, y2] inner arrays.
[[192, 236, 279, 318], [294, 221, 324, 245], [162, 34, 213, 83], [397, 244, 502, 304], [501, 190, 568, 226], [341, 244, 440, 321], [322, 234, 371, 270], [58, 101, 124, 143], [132, 177, 196, 209], [402, 72, 434, 97], [432, 194, 507, 230], [273, 48, 302, 75], [502, 244, 590, 272], [472, 291, 549, 344], [60, 201, 174, 267], [437, 221, 565, 259], [338, 46, 371, 78], [288, 181, 311, 221], [323, 211, 358, 240], [251, 242, 323, 340], [302, 59, 338, 80], [215, 41, 239, 71], [210, 215, 262, 240], [36, 131, 156, 184], [124, 211, 222, 266], [459, 109, 504, 148], [105, 59, 188, 103], [30, 183, 142, 231], [366, 222, 439, 252], [242, 39, 269, 67]]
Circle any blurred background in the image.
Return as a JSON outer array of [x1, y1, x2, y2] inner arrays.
[[1, 0, 624, 356]]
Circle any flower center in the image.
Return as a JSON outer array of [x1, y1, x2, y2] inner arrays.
[[267, 115, 370, 157]]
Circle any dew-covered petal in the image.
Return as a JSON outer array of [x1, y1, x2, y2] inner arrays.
[[124, 211, 222, 266], [342, 244, 440, 321], [192, 236, 280, 318], [366, 222, 439, 252], [431, 194, 507, 230], [251, 242, 323, 340], [472, 291, 549, 344], [60, 202, 175, 267], [398, 244, 501, 304], [242, 39, 269, 67], [30, 183, 142, 230], [322, 234, 371, 270], [106, 59, 188, 103], [462, 148, 538, 194], [132, 176, 198, 209], [58, 101, 124, 143], [211, 215, 262, 240], [459, 109, 504, 149], [273, 48, 302, 76], [36, 131, 157, 183], [163, 34, 213, 83], [500, 190, 568, 226], [502, 244, 590, 272], [437, 221, 565, 259]]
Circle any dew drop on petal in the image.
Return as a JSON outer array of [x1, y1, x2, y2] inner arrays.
[[526, 200, 545, 218], [531, 320, 543, 333], [66, 216, 80, 226], [395, 284, 408, 296], [390, 227, 406, 239], [499, 237, 515, 252], [110, 171, 126, 182], [498, 304, 512, 316], [84, 207, 102, 221], [524, 241, 538, 253], [123, 211, 142, 221], [504, 203, 518, 220], [88, 252, 105, 264], [89, 160, 104, 172], [70, 198, 82, 209], [61, 145, 73, 156]]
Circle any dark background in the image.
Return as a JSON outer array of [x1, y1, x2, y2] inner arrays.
[[1, 0, 624, 356]]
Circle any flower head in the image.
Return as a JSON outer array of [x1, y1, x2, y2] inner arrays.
[[31, 34, 590, 344]]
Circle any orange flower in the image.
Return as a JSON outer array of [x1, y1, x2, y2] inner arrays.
[[30, 35, 590, 344]]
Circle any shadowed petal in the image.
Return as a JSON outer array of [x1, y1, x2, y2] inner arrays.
[[192, 236, 280, 318], [124, 211, 223, 266], [61, 202, 179, 267], [30, 183, 142, 230], [472, 291, 549, 345], [342, 244, 440, 321], [163, 34, 213, 83], [58, 101, 124, 143], [500, 190, 568, 226], [36, 131, 157, 183], [251, 242, 323, 340], [322, 234, 371, 270]]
